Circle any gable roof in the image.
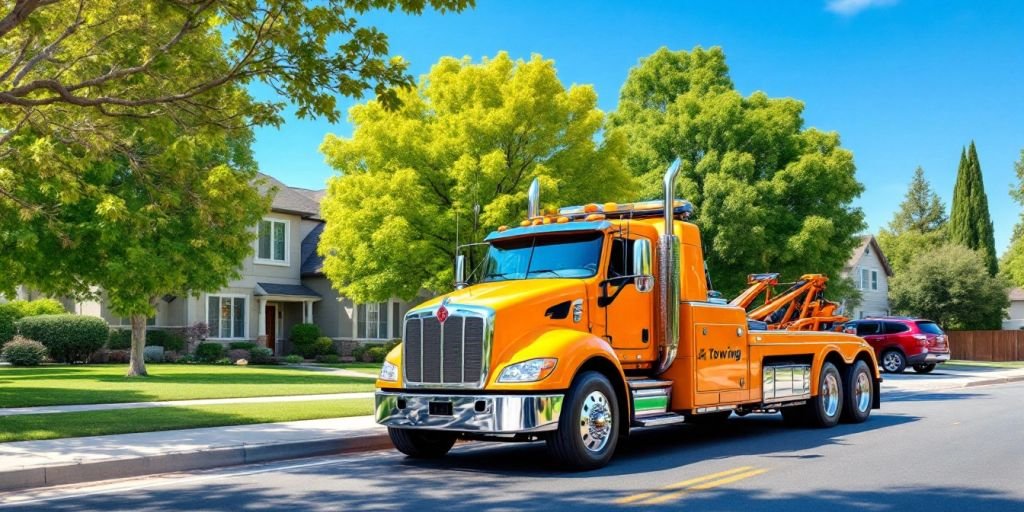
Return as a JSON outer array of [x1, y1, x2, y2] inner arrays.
[[300, 222, 326, 277], [845, 235, 894, 277], [257, 173, 322, 219]]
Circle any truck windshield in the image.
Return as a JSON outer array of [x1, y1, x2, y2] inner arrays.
[[482, 232, 603, 282]]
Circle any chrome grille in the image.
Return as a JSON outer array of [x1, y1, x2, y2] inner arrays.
[[404, 308, 490, 388]]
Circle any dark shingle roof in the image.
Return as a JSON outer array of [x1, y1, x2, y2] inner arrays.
[[301, 222, 326, 277], [255, 282, 321, 298], [257, 173, 322, 218]]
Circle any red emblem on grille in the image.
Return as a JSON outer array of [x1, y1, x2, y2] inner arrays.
[[436, 302, 450, 324]]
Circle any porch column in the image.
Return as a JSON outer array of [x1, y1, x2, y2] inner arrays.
[[257, 298, 268, 345], [304, 300, 313, 323]]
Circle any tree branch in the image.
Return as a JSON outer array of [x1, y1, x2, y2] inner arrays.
[[0, 0, 61, 40]]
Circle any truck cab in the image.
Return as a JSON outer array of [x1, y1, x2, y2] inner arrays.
[[375, 160, 881, 470]]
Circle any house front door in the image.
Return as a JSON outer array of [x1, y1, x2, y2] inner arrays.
[[265, 305, 277, 354]]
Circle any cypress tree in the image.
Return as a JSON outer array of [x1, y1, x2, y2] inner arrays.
[[949, 142, 998, 275]]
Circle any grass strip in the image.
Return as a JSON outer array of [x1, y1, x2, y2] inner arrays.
[[947, 360, 1024, 369], [0, 364, 376, 408], [0, 398, 372, 443]]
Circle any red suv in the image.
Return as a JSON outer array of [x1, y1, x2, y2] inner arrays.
[[844, 317, 951, 374]]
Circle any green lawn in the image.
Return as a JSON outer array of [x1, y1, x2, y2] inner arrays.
[[0, 364, 376, 408], [0, 398, 372, 443], [318, 363, 383, 375], [948, 360, 1024, 369]]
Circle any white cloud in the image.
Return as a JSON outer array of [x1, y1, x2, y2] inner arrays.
[[826, 0, 899, 16]]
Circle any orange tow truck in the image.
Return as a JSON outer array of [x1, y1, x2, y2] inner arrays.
[[375, 160, 881, 469]]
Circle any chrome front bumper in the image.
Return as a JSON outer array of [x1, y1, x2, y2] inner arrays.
[[375, 391, 564, 433]]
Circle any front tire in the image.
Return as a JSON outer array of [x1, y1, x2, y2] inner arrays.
[[388, 427, 456, 459], [913, 363, 936, 374], [841, 360, 873, 423], [547, 371, 619, 470], [881, 350, 906, 373]]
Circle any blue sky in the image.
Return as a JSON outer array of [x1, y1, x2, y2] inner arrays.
[[251, 0, 1024, 254]]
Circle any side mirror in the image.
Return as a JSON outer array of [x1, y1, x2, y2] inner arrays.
[[455, 254, 467, 289], [633, 239, 654, 293]]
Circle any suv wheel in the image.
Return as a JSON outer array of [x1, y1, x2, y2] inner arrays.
[[913, 363, 936, 374], [881, 350, 906, 373]]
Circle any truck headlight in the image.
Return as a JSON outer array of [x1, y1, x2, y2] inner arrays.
[[379, 361, 399, 382], [498, 358, 557, 383]]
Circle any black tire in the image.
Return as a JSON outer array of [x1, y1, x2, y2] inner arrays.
[[546, 371, 620, 470], [881, 349, 906, 373], [388, 427, 456, 459], [807, 362, 844, 428], [913, 363, 936, 374], [841, 360, 873, 424]]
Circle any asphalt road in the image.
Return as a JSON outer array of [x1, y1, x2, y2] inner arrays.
[[4, 381, 1024, 512]]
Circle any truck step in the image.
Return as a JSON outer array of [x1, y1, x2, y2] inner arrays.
[[632, 413, 687, 428], [627, 378, 673, 390]]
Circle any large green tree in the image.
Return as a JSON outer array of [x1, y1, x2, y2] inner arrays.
[[890, 243, 1008, 330], [877, 166, 947, 274], [1000, 149, 1024, 287], [949, 142, 998, 275], [318, 52, 633, 301], [609, 47, 865, 295]]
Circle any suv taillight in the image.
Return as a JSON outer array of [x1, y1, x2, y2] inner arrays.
[[912, 334, 929, 345]]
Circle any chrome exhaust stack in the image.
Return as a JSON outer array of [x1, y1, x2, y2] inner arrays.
[[657, 158, 682, 374], [527, 178, 540, 219]]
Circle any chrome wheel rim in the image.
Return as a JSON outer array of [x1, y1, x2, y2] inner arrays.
[[855, 371, 871, 412], [883, 352, 902, 372], [579, 390, 613, 453], [823, 373, 840, 417]]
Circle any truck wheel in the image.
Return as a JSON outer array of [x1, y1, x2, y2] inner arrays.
[[841, 360, 872, 424], [388, 427, 456, 459], [881, 350, 906, 373], [546, 371, 619, 470], [807, 362, 844, 428], [913, 363, 936, 374]]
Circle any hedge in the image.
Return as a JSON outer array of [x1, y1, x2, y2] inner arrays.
[[15, 314, 107, 363], [108, 328, 185, 352], [195, 342, 225, 363], [290, 323, 320, 347], [0, 299, 66, 343]]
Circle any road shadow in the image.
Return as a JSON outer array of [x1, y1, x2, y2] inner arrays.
[[884, 391, 988, 402]]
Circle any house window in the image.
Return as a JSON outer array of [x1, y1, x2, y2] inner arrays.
[[392, 302, 401, 340], [871, 270, 878, 291], [860, 268, 870, 290], [208, 295, 246, 339], [256, 219, 288, 263], [356, 302, 390, 339]]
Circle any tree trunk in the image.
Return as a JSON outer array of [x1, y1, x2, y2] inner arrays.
[[126, 313, 149, 377]]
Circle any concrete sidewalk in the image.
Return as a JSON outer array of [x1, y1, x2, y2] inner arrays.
[[0, 392, 375, 417], [881, 364, 1024, 395], [0, 415, 389, 492]]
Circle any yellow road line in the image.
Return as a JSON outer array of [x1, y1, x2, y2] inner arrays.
[[639, 468, 769, 505], [614, 466, 756, 505]]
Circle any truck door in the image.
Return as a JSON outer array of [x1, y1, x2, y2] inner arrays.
[[600, 236, 655, 356]]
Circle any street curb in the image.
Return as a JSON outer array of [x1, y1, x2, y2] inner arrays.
[[964, 374, 1024, 388], [0, 431, 392, 493]]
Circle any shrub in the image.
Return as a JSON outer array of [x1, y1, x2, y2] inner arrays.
[[350, 344, 366, 362], [315, 354, 341, 364], [227, 348, 251, 363], [0, 306, 17, 344], [1, 336, 48, 366], [229, 341, 258, 351], [290, 323, 320, 348], [164, 351, 181, 363], [284, 354, 303, 364], [195, 342, 226, 363], [15, 314, 107, 363], [143, 345, 165, 363], [364, 345, 388, 363], [107, 329, 132, 350], [184, 322, 210, 347], [146, 330, 185, 353], [0, 299, 66, 344], [214, 357, 232, 365], [174, 354, 197, 364], [106, 349, 131, 364], [249, 346, 274, 364]]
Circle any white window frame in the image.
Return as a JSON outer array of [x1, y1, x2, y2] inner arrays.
[[254, 217, 290, 266], [871, 270, 878, 291], [205, 293, 249, 340], [355, 300, 395, 340], [859, 268, 869, 290]]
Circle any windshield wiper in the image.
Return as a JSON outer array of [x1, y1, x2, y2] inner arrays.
[[527, 268, 564, 278], [484, 272, 515, 281]]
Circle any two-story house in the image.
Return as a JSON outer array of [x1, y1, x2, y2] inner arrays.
[[75, 173, 423, 354], [841, 235, 894, 319]]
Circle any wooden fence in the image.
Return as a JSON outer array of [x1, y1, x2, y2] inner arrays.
[[946, 330, 1024, 361]]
